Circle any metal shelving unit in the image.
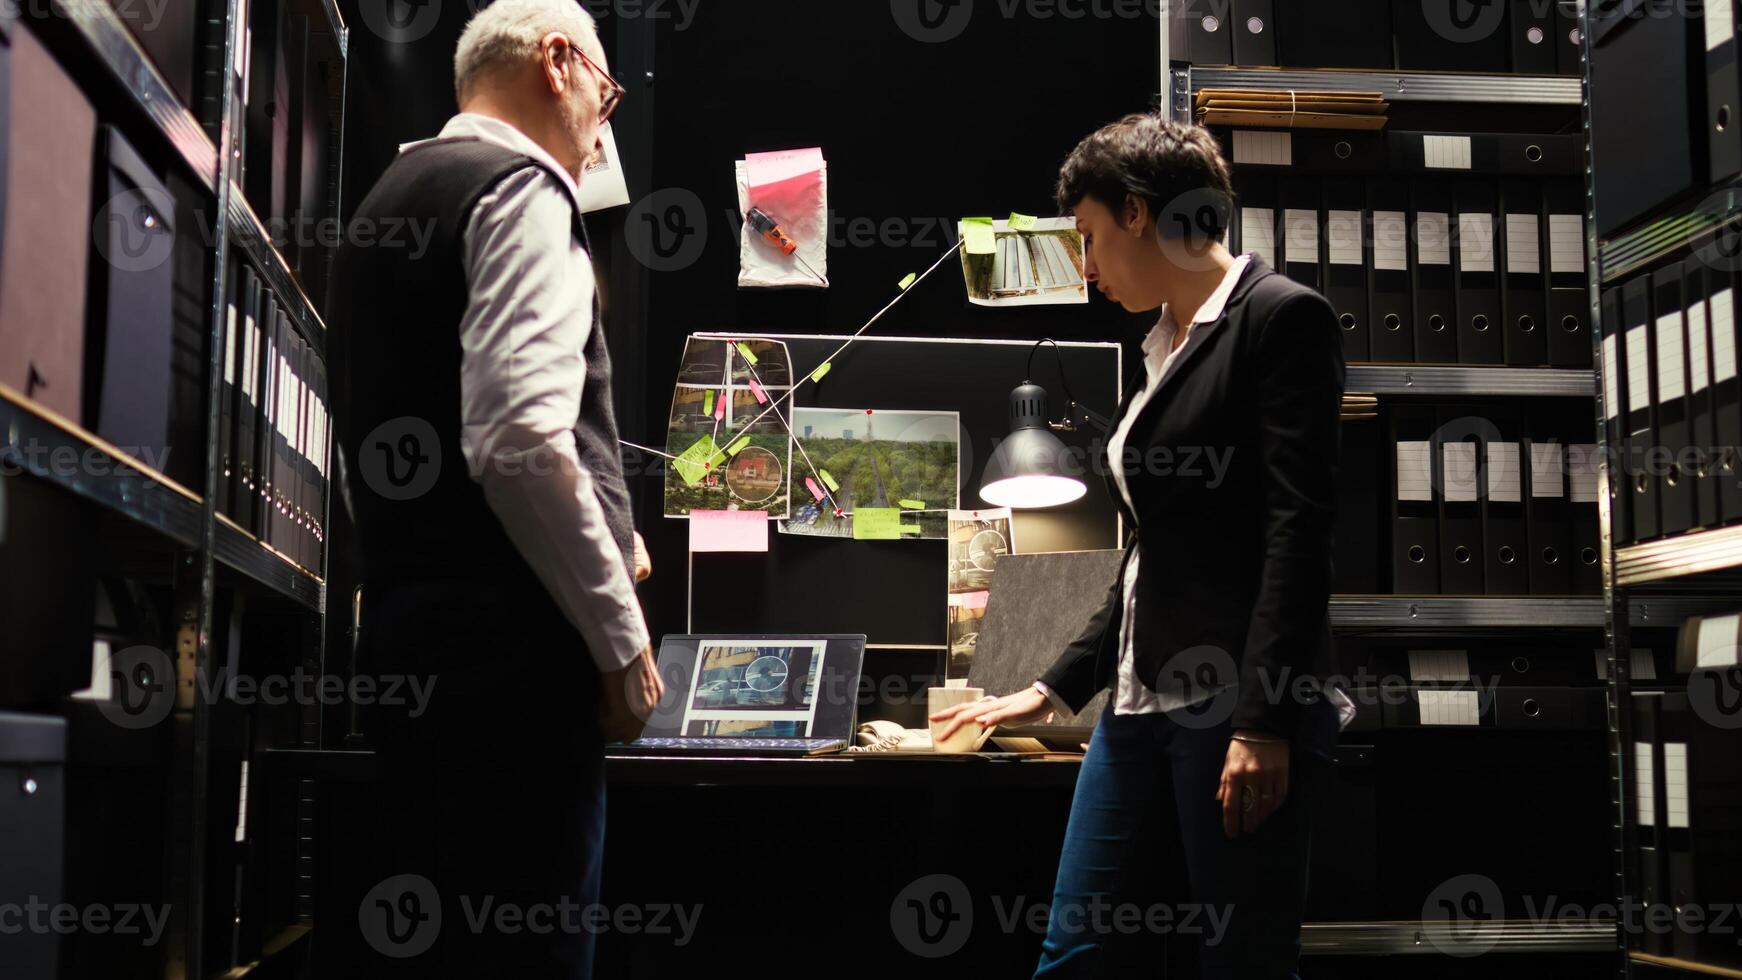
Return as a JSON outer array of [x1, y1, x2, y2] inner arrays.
[[1331, 595, 1604, 630], [1613, 525, 1742, 586], [228, 187, 329, 355], [1179, 66, 1583, 109], [1346, 365, 1596, 397], [1598, 184, 1742, 286], [1302, 919, 1615, 955]]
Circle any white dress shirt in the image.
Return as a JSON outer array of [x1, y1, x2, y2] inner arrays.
[[1036, 254, 1252, 717], [408, 113, 649, 673]]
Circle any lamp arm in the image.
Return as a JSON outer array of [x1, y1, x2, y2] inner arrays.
[[1026, 338, 1110, 433]]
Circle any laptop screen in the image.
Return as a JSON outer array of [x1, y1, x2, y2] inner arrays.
[[643, 634, 866, 739]]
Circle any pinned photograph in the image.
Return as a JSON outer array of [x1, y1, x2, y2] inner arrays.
[[663, 336, 794, 518], [958, 217, 1088, 307], [780, 408, 960, 539]]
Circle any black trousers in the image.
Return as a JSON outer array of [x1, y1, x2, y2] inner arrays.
[[360, 579, 607, 980]]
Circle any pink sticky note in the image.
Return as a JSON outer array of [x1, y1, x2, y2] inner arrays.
[[948, 591, 991, 610], [748, 378, 769, 404], [714, 392, 726, 421], [805, 477, 825, 501], [690, 510, 769, 553]]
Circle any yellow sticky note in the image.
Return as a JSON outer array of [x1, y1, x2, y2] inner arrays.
[[820, 470, 841, 492], [898, 499, 926, 510], [852, 507, 903, 541], [1008, 212, 1038, 231], [899, 525, 923, 535], [736, 342, 759, 365], [674, 435, 723, 487], [898, 272, 918, 291], [703, 390, 715, 415], [809, 362, 833, 383], [725, 436, 751, 457], [961, 217, 996, 255]]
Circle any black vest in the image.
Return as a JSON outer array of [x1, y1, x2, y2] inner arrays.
[[329, 137, 636, 595]]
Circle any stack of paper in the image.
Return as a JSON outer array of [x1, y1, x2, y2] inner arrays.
[[1341, 393, 1380, 421], [1195, 88, 1388, 131]]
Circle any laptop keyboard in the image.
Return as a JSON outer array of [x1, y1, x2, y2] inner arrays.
[[627, 736, 844, 752]]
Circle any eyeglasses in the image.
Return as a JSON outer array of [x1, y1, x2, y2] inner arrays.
[[570, 43, 626, 125]]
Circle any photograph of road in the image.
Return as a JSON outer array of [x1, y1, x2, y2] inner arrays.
[[780, 408, 960, 540], [682, 642, 826, 737]]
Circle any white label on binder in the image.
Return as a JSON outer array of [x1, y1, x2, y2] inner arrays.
[[1423, 134, 1473, 170], [1488, 441, 1522, 503], [1418, 689, 1480, 726], [1665, 743, 1690, 829], [1603, 334, 1621, 420], [1530, 443, 1565, 498], [1636, 742, 1656, 826], [223, 306, 238, 386], [235, 760, 250, 843], [1657, 312, 1687, 403], [241, 316, 257, 404], [1232, 130, 1291, 166], [1397, 441, 1433, 502], [1373, 211, 1409, 270], [1627, 325, 1651, 414], [1689, 301, 1712, 393], [1714, 288, 1739, 383], [1569, 444, 1601, 503], [1548, 215, 1585, 274], [279, 356, 293, 439], [1327, 210, 1363, 265], [1284, 209, 1319, 260], [1698, 613, 1742, 668], [1240, 207, 1275, 268], [1418, 212, 1452, 265], [1707, 0, 1734, 51], [1443, 442, 1479, 502], [1504, 214, 1541, 275], [1408, 650, 1471, 682], [1457, 214, 1496, 273]]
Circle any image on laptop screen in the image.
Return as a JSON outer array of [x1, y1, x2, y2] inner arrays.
[[682, 641, 826, 736]]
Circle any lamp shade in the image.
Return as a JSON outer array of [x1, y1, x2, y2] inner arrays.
[[978, 383, 1088, 509]]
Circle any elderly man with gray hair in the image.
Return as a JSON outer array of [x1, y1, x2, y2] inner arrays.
[[327, 1, 662, 976]]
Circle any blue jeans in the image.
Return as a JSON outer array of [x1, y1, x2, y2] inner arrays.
[[1034, 706, 1327, 979]]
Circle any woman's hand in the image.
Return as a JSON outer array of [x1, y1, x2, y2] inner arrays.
[[1216, 732, 1290, 838], [928, 685, 1055, 743]]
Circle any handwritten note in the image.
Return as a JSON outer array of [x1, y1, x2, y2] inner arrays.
[[674, 435, 724, 487], [853, 507, 904, 540], [1008, 212, 1038, 231], [690, 510, 769, 553]]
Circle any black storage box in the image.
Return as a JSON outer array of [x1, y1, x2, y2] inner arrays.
[[0, 712, 67, 980]]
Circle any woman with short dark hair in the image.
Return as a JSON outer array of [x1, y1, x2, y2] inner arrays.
[[933, 113, 1344, 978]]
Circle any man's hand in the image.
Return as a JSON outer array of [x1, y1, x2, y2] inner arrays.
[[633, 532, 652, 583], [599, 643, 664, 742]]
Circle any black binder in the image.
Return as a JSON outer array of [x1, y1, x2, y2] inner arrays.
[[1410, 178, 1460, 363], [1437, 409, 1487, 595], [1631, 692, 1669, 956], [1624, 275, 1661, 541], [1290, 130, 1386, 172], [217, 259, 240, 518], [1660, 692, 1700, 962], [1555, 0, 1582, 76], [1544, 180, 1593, 367], [1335, 418, 1383, 593], [1388, 130, 1584, 176], [1395, 0, 1511, 71], [1390, 405, 1441, 594], [1682, 256, 1720, 530], [256, 291, 280, 542], [1273, 0, 1393, 67], [1710, 265, 1742, 522], [1234, 170, 1280, 271], [1454, 180, 1504, 365], [1368, 180, 1415, 362], [1569, 434, 1605, 595], [1653, 265, 1696, 536], [1280, 175, 1322, 291], [0, 474, 97, 707], [1601, 286, 1632, 545], [1510, 0, 1559, 73], [235, 267, 260, 532], [1323, 177, 1368, 362], [1708, 0, 1742, 185], [1500, 179, 1549, 366], [272, 308, 293, 552], [1184, 0, 1233, 64], [1231, 0, 1277, 65], [1524, 406, 1575, 594], [1481, 409, 1531, 595]]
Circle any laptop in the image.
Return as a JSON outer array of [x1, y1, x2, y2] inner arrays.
[[611, 634, 867, 757]]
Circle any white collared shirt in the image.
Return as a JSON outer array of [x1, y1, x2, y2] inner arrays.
[[406, 113, 649, 672]]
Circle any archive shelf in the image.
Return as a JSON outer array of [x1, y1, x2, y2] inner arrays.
[[1345, 365, 1596, 397]]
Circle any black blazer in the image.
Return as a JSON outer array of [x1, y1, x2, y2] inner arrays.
[[1039, 259, 1343, 746]]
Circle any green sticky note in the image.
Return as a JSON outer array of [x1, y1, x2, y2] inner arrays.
[[899, 525, 924, 535], [1008, 212, 1038, 231], [725, 436, 751, 457], [674, 435, 723, 487], [736, 342, 759, 365], [820, 470, 841, 492], [809, 361, 833, 383], [898, 499, 926, 510], [852, 507, 903, 541], [703, 390, 715, 415], [898, 272, 918, 291], [961, 217, 996, 256]]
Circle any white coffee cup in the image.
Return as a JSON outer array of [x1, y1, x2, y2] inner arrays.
[[928, 686, 995, 753]]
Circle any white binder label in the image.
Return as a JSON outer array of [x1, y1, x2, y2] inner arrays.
[[1698, 613, 1742, 668], [243, 319, 259, 406], [1657, 312, 1687, 403], [1419, 689, 1480, 726], [1689, 300, 1712, 393], [223, 306, 238, 386], [235, 760, 250, 843], [1397, 441, 1433, 502], [1373, 211, 1408, 270], [1418, 212, 1452, 265], [1530, 443, 1565, 498], [1636, 742, 1656, 826], [1326, 210, 1363, 265], [1714, 288, 1739, 383], [1504, 214, 1541, 275], [1240, 207, 1275, 268], [1232, 130, 1291, 166], [1548, 215, 1585, 274], [1627, 325, 1651, 414], [1443, 442, 1479, 502], [1708, 0, 1735, 52], [1457, 214, 1496, 273], [1569, 444, 1601, 503], [1408, 650, 1471, 682], [1488, 441, 1522, 502], [1284, 208, 1319, 259], [1603, 334, 1621, 420], [1665, 743, 1690, 829], [1423, 134, 1473, 170]]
